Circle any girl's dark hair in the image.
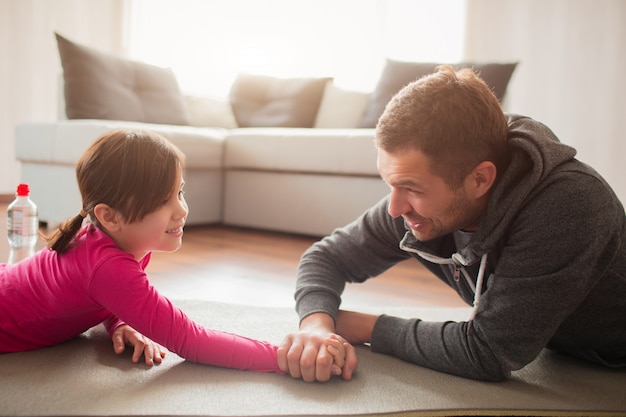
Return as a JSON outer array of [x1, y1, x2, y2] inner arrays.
[[376, 65, 509, 189], [47, 129, 185, 253]]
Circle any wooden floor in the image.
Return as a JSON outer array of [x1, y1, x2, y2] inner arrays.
[[1, 203, 465, 309]]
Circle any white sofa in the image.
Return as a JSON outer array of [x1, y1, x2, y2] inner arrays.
[[16, 35, 516, 236], [14, 119, 388, 237]]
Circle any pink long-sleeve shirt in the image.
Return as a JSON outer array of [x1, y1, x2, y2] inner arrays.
[[0, 225, 280, 372]]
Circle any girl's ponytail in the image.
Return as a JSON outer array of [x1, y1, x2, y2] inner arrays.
[[46, 210, 87, 254]]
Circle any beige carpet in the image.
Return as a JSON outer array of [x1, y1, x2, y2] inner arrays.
[[1, 300, 624, 417]]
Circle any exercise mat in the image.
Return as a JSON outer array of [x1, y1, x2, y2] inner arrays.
[[1, 300, 624, 416]]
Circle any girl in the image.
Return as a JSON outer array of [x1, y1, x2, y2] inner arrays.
[[0, 129, 345, 373]]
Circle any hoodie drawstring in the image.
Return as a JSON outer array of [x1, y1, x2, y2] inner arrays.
[[467, 253, 488, 334], [399, 242, 488, 334]]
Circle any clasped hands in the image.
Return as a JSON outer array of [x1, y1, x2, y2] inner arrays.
[[277, 310, 378, 382]]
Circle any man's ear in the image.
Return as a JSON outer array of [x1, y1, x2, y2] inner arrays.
[[469, 161, 497, 199], [93, 203, 122, 232]]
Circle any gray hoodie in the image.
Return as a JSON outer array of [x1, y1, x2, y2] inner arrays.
[[295, 114, 626, 381]]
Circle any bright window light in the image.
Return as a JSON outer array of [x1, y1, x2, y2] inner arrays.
[[128, 0, 466, 96]]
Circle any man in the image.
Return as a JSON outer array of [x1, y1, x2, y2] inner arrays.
[[277, 65, 626, 382]]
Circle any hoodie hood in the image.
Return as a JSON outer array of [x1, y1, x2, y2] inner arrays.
[[463, 114, 577, 261]]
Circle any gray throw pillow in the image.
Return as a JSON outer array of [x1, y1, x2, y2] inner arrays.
[[55, 32, 190, 125], [358, 60, 518, 128], [229, 74, 330, 128]]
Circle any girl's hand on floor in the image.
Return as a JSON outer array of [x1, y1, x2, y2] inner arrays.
[[111, 324, 167, 366]]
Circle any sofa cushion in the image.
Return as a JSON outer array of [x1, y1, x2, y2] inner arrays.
[[314, 82, 371, 128], [185, 95, 238, 129], [15, 120, 225, 170], [358, 60, 518, 128], [229, 74, 330, 128], [55, 33, 190, 125], [224, 128, 379, 176]]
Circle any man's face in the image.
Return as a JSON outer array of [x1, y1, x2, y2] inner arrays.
[[377, 147, 485, 241]]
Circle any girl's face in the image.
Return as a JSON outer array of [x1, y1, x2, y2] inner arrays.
[[115, 173, 188, 261]]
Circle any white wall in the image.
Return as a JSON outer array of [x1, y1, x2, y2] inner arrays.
[[127, 0, 466, 95], [464, 0, 626, 202], [0, 0, 128, 195]]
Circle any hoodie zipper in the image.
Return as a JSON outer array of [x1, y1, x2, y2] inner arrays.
[[454, 265, 461, 282]]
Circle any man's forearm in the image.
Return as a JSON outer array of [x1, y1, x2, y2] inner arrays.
[[335, 310, 377, 345]]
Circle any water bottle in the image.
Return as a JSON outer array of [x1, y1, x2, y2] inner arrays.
[[7, 183, 39, 263]]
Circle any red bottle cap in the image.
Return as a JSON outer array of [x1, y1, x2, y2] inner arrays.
[[16, 183, 30, 197]]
